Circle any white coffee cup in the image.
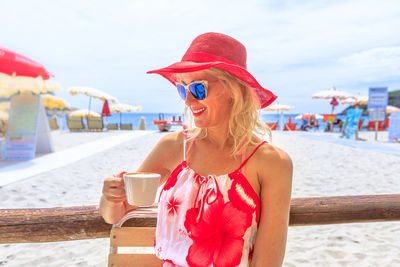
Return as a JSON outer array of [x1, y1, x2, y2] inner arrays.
[[123, 172, 161, 207]]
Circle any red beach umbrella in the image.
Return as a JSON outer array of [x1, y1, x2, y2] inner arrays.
[[102, 100, 111, 117], [0, 46, 53, 79]]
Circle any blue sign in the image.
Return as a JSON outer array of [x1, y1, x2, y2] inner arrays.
[[368, 87, 388, 110]]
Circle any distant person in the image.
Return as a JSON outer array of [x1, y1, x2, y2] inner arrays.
[[301, 114, 319, 131], [100, 32, 293, 266], [309, 114, 319, 129], [301, 117, 309, 131], [333, 118, 344, 131]]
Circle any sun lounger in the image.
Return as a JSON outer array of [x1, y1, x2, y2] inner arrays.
[[367, 118, 389, 131], [366, 121, 376, 131], [379, 117, 390, 131], [284, 123, 299, 131], [284, 116, 300, 131], [48, 117, 59, 130], [266, 122, 278, 130], [87, 116, 104, 131], [106, 123, 119, 130], [358, 118, 364, 130], [108, 212, 162, 267], [120, 123, 133, 130], [67, 116, 85, 132]]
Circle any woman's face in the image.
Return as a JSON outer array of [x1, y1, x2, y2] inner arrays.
[[177, 71, 232, 130]]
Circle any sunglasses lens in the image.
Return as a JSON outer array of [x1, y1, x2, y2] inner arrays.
[[189, 82, 206, 100], [177, 84, 186, 100]]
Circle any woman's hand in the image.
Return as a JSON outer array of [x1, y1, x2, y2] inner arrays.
[[102, 174, 127, 204], [100, 172, 137, 224]]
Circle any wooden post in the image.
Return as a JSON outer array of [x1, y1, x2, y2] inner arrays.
[[0, 194, 399, 244]]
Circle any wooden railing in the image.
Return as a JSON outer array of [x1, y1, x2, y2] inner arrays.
[[1, 194, 399, 244]]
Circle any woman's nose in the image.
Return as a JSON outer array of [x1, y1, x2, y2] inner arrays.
[[185, 91, 196, 105]]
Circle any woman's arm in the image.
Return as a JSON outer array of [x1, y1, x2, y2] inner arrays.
[[250, 146, 293, 267], [99, 131, 183, 224], [136, 131, 183, 185]]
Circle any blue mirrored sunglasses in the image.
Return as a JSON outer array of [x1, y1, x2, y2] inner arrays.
[[176, 80, 208, 101]]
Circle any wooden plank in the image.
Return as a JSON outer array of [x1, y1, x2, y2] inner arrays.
[[0, 205, 156, 243], [108, 254, 163, 267], [110, 227, 155, 247], [1, 194, 399, 243], [289, 194, 400, 226]]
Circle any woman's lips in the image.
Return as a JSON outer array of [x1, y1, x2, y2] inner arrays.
[[192, 107, 206, 117]]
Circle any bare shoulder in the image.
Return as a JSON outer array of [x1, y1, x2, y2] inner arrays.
[[258, 143, 292, 166], [254, 142, 293, 185], [155, 131, 183, 153]]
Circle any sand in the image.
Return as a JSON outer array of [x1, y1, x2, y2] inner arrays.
[[0, 130, 399, 266]]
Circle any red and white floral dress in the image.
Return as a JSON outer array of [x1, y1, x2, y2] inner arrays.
[[155, 134, 266, 267]]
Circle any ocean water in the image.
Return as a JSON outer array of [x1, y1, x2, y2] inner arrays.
[[57, 112, 370, 132]]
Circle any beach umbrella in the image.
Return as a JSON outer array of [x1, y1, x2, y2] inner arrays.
[[102, 100, 111, 117], [0, 47, 60, 98], [312, 87, 352, 113], [69, 109, 101, 119], [386, 105, 400, 114], [0, 46, 53, 79], [109, 103, 142, 124], [295, 113, 323, 120], [68, 86, 118, 118], [264, 104, 293, 111], [0, 73, 61, 98], [41, 94, 71, 111], [68, 86, 118, 103], [341, 95, 368, 105], [264, 104, 294, 130]]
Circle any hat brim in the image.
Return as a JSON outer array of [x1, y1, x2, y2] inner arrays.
[[147, 61, 277, 109]]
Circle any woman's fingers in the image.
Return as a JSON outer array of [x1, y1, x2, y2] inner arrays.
[[103, 187, 125, 197], [102, 175, 127, 203], [104, 176, 124, 188]]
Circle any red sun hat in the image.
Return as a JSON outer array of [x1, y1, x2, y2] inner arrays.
[[147, 32, 277, 109]]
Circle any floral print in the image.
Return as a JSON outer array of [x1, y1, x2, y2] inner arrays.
[[167, 196, 182, 216], [184, 197, 252, 267], [155, 142, 265, 267]]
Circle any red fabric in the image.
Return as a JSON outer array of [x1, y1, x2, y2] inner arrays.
[[167, 196, 182, 216], [147, 32, 277, 109], [184, 196, 252, 267], [117, 171, 127, 178], [101, 100, 111, 117], [0, 46, 53, 79], [284, 123, 298, 131], [330, 97, 339, 107], [161, 162, 184, 192], [228, 177, 261, 223], [266, 122, 278, 130]]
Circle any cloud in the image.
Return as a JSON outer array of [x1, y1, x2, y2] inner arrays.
[[1, 0, 400, 113]]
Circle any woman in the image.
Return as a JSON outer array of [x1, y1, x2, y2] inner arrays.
[[100, 32, 293, 267]]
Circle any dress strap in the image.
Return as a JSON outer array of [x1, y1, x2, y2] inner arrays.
[[183, 130, 198, 162], [236, 141, 267, 172], [241, 139, 247, 173]]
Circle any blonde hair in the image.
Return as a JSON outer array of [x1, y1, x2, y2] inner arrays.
[[184, 68, 271, 157]]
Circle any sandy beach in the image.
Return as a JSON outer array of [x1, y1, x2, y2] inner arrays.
[[1, 130, 400, 266]]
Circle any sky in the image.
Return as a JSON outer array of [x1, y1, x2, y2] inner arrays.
[[1, 0, 400, 114]]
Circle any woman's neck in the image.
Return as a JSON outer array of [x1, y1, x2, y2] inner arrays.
[[202, 126, 232, 150]]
